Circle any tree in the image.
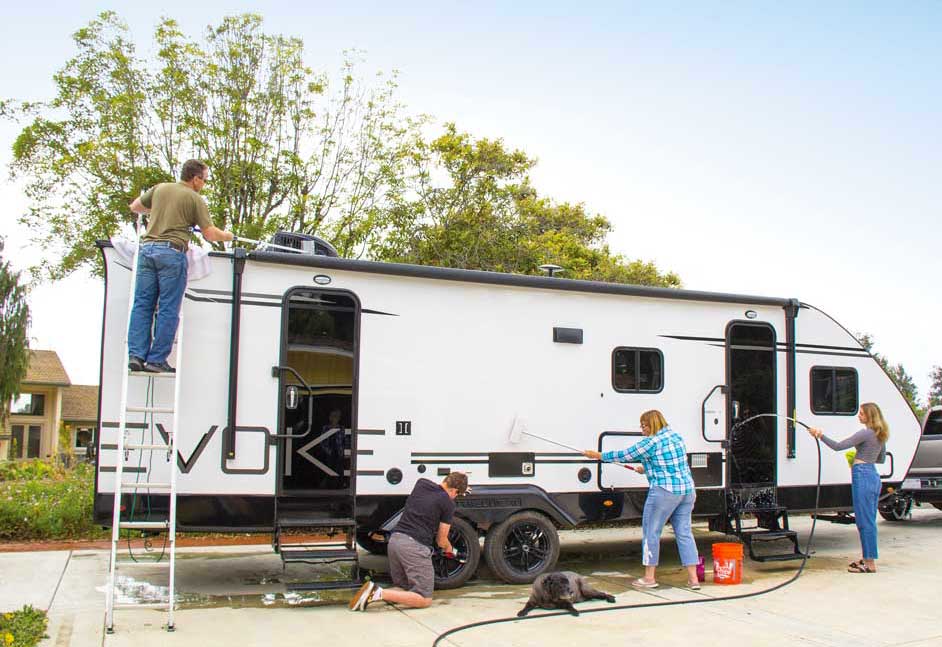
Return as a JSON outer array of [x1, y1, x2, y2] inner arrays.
[[0, 243, 31, 431], [373, 124, 680, 287], [857, 333, 923, 418], [929, 366, 942, 409], [7, 12, 417, 279]]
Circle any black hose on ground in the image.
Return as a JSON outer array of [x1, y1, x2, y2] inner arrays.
[[432, 414, 823, 646]]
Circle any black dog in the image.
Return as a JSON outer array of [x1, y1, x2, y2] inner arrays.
[[517, 571, 616, 617]]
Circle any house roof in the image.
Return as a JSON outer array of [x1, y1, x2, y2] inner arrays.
[[61, 385, 99, 422], [23, 350, 71, 386]]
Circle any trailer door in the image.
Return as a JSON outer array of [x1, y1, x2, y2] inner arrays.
[[726, 322, 777, 496], [276, 288, 360, 497]]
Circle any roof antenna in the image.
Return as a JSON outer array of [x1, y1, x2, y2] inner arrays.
[[538, 264, 564, 277]]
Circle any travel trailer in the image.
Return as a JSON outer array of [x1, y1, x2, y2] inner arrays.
[[94, 235, 922, 589]]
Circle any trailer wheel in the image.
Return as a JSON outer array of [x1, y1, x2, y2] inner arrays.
[[483, 511, 560, 584], [432, 517, 481, 590], [879, 494, 913, 521], [355, 530, 388, 556]]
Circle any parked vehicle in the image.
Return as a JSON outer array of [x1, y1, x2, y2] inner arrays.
[[881, 406, 942, 521], [93, 234, 922, 587]]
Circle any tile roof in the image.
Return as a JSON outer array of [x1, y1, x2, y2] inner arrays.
[[23, 350, 71, 386], [61, 385, 99, 422]]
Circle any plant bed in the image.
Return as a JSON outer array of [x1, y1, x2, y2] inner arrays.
[[0, 606, 48, 647]]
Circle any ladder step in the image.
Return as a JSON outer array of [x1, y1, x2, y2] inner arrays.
[[119, 521, 169, 530], [128, 371, 176, 379], [279, 547, 358, 563], [126, 406, 174, 414], [277, 515, 357, 528], [113, 602, 172, 609], [116, 560, 171, 568], [126, 444, 173, 451], [120, 484, 172, 491]]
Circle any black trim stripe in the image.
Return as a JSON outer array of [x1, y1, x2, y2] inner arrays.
[[356, 449, 374, 456], [185, 294, 282, 308], [797, 349, 871, 358], [661, 335, 724, 343], [101, 422, 148, 429], [410, 460, 489, 465], [356, 470, 385, 476], [357, 429, 386, 436], [100, 466, 146, 473], [190, 288, 280, 300], [362, 309, 398, 317]]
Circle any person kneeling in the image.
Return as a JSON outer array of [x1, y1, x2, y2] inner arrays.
[[350, 472, 469, 611]]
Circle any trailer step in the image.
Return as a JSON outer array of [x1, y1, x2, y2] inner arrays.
[[276, 515, 357, 528], [279, 547, 358, 563], [128, 371, 176, 379], [812, 513, 856, 525], [741, 529, 807, 562]]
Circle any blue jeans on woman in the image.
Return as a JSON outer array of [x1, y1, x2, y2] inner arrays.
[[852, 463, 881, 560], [642, 486, 699, 566], [128, 243, 188, 364]]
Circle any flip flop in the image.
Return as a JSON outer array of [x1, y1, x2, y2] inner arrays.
[[631, 578, 659, 589], [848, 562, 875, 573]]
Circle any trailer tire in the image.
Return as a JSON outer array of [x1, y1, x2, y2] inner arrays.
[[432, 517, 481, 590], [355, 530, 388, 556], [933, 503, 942, 513], [879, 494, 913, 522], [483, 511, 560, 585]]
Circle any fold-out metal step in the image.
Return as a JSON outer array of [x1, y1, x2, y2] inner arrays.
[[741, 529, 806, 562]]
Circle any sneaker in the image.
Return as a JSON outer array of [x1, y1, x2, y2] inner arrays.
[[128, 356, 145, 372], [363, 585, 383, 610], [144, 361, 176, 374], [349, 581, 374, 611]]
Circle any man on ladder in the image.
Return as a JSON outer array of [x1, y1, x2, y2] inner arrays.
[[127, 159, 233, 373]]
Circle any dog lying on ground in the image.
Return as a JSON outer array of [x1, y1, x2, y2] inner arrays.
[[517, 571, 616, 617]]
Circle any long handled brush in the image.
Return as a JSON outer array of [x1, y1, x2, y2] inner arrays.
[[507, 417, 641, 472]]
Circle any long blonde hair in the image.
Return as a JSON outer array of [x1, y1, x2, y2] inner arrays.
[[861, 402, 890, 443], [640, 410, 668, 436]]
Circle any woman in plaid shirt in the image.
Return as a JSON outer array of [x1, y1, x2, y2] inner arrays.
[[584, 409, 700, 589]]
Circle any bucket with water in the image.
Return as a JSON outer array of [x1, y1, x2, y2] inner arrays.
[[712, 542, 744, 585]]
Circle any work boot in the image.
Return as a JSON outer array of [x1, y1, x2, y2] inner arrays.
[[143, 361, 176, 374], [128, 356, 145, 372], [349, 580, 374, 611]]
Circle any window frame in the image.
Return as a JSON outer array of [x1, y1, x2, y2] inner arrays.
[[8, 424, 42, 459], [611, 346, 665, 394], [810, 365, 859, 416], [10, 393, 45, 417]]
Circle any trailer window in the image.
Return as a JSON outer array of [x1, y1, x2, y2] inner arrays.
[[613, 348, 663, 393], [811, 367, 858, 415], [924, 411, 942, 436]]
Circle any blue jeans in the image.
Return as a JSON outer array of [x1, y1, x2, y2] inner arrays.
[[127, 243, 188, 364], [852, 463, 880, 560], [642, 486, 699, 567]]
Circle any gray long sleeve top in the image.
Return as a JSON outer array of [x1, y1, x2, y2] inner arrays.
[[820, 427, 886, 464]]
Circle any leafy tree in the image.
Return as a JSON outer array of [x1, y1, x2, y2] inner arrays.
[[857, 333, 923, 418], [374, 124, 680, 286], [928, 366, 942, 409], [7, 12, 417, 278], [0, 242, 31, 431]]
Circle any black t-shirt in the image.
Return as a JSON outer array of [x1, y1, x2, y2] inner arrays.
[[393, 478, 456, 548]]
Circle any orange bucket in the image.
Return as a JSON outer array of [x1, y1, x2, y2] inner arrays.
[[712, 542, 744, 585]]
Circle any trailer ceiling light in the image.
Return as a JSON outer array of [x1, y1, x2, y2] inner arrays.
[[745, 310, 758, 319]]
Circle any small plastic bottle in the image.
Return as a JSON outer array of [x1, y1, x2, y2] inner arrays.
[[696, 555, 706, 582]]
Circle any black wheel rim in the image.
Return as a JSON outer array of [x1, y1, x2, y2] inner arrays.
[[502, 522, 550, 574], [433, 527, 470, 580]]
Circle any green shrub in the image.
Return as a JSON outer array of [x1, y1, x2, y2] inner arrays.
[[0, 460, 60, 482], [0, 605, 48, 647], [0, 462, 107, 541]]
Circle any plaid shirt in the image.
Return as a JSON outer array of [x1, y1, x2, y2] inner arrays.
[[601, 427, 695, 495]]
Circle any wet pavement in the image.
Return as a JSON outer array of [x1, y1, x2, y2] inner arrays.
[[3, 506, 941, 646]]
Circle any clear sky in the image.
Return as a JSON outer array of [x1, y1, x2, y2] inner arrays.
[[1, 2, 939, 401]]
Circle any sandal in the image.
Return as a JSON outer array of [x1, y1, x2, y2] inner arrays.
[[848, 559, 865, 569], [687, 581, 702, 591], [631, 578, 659, 589], [848, 562, 875, 573]]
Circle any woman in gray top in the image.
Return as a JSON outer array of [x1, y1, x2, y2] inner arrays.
[[809, 402, 890, 574]]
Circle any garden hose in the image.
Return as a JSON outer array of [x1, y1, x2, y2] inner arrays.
[[432, 414, 823, 646]]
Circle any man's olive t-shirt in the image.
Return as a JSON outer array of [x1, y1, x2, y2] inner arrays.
[[140, 182, 213, 250]]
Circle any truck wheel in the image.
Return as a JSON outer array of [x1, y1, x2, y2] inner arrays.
[[355, 530, 388, 556], [483, 511, 560, 584], [879, 494, 913, 521], [432, 517, 481, 590]]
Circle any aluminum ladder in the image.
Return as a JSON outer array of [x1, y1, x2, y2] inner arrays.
[[105, 217, 183, 633]]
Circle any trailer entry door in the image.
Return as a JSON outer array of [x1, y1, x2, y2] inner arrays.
[[278, 289, 359, 495], [726, 322, 777, 493]]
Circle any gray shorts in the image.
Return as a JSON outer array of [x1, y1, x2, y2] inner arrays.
[[388, 532, 434, 599]]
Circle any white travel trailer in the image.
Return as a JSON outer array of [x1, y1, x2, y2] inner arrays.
[[93, 235, 922, 588]]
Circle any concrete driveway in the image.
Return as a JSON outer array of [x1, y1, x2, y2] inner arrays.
[[2, 507, 940, 647]]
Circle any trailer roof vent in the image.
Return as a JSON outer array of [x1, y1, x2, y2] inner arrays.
[[268, 231, 339, 257]]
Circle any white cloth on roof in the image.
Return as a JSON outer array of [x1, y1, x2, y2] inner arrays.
[[110, 237, 213, 282]]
